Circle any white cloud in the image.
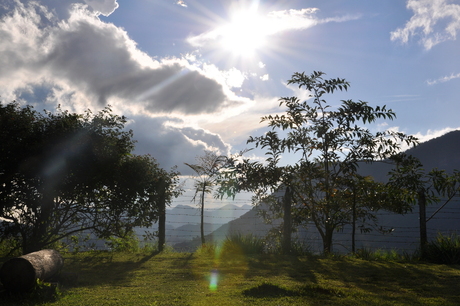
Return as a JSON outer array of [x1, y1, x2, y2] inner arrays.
[[427, 72, 460, 85], [176, 1, 187, 8], [201, 65, 246, 89], [83, 0, 119, 16], [387, 126, 460, 152], [0, 2, 241, 115], [188, 7, 359, 49], [413, 127, 460, 143], [260, 74, 269, 81], [391, 0, 460, 50]]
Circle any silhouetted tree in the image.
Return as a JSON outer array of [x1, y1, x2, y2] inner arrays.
[[219, 71, 418, 254], [0, 102, 181, 253], [185, 151, 227, 245], [388, 153, 460, 256]]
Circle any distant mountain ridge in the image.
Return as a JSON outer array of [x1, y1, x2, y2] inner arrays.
[[166, 203, 252, 227], [405, 130, 460, 171]]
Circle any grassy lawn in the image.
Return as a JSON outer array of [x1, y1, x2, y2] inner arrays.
[[1, 250, 460, 305]]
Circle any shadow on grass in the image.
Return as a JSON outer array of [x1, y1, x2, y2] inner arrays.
[[242, 282, 344, 299], [58, 250, 171, 288], [313, 258, 460, 305], [245, 254, 319, 283]]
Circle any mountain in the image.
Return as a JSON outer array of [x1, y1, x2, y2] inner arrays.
[[175, 131, 460, 253], [405, 130, 460, 171], [357, 130, 460, 182], [165, 203, 251, 228]]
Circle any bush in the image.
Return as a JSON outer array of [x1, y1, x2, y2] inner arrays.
[[222, 233, 265, 255], [105, 232, 140, 253], [354, 248, 402, 261], [424, 233, 460, 264], [0, 238, 22, 257]]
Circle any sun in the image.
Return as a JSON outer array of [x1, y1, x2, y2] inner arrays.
[[219, 10, 268, 57]]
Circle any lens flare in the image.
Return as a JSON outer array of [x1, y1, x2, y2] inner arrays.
[[209, 269, 219, 291]]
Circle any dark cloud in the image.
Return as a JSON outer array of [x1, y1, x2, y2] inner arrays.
[[128, 116, 229, 174], [0, 1, 229, 114]]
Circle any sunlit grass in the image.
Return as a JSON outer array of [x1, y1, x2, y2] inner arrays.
[[1, 250, 459, 305]]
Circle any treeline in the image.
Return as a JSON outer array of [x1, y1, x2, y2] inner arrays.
[[1, 71, 459, 257]]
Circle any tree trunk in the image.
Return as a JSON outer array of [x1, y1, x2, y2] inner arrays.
[[24, 193, 54, 254], [418, 190, 428, 257], [282, 186, 292, 255], [323, 225, 334, 254], [352, 190, 357, 253], [0, 249, 64, 292], [200, 185, 206, 245]]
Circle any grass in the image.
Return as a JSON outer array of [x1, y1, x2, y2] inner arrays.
[[1, 250, 460, 305]]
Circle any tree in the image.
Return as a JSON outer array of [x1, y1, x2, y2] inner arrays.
[[220, 71, 418, 254], [185, 151, 227, 245], [388, 153, 460, 256], [339, 173, 408, 253], [0, 102, 181, 253]]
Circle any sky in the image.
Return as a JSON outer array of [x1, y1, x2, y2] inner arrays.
[[1, 0, 460, 204]]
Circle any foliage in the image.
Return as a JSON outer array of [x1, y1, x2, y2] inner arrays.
[[0, 238, 22, 258], [0, 101, 182, 254], [388, 153, 460, 253], [219, 71, 417, 254], [106, 231, 140, 253], [424, 233, 460, 265], [387, 154, 457, 206], [222, 233, 266, 255], [354, 248, 401, 261], [185, 150, 228, 245]]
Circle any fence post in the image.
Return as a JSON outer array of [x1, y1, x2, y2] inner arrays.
[[282, 186, 292, 255], [158, 178, 166, 252], [418, 190, 427, 257]]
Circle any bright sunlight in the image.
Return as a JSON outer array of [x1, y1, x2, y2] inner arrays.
[[219, 10, 268, 57]]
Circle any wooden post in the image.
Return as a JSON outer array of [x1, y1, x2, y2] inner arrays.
[[282, 186, 292, 255], [158, 178, 166, 252], [0, 249, 64, 292], [418, 190, 428, 257]]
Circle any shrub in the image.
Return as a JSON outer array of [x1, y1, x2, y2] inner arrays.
[[354, 248, 401, 261], [195, 243, 218, 257], [424, 233, 460, 264], [105, 232, 140, 253], [0, 238, 22, 257], [222, 233, 265, 255]]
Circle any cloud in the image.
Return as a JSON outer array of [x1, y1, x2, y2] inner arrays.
[[128, 116, 230, 173], [412, 127, 460, 143], [391, 0, 460, 49], [175, 1, 187, 8], [427, 72, 460, 85], [83, 0, 119, 16], [187, 7, 359, 49], [0, 1, 237, 115], [0, 0, 262, 171], [0, 0, 119, 18]]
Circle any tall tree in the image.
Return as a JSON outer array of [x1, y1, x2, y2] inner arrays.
[[388, 153, 460, 256], [220, 71, 418, 254], [185, 151, 227, 245], [0, 102, 181, 253]]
